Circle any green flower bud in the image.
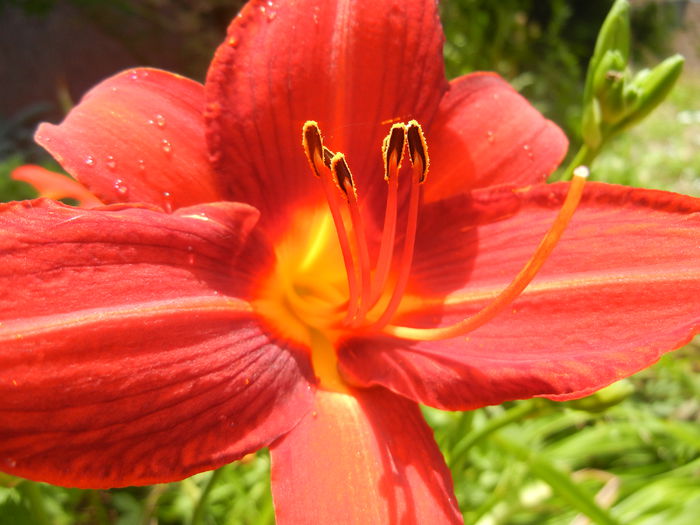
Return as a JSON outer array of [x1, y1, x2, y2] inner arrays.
[[614, 54, 685, 133], [584, 0, 630, 107], [581, 99, 603, 150]]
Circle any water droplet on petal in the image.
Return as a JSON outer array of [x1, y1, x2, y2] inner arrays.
[[228, 36, 238, 47], [205, 102, 222, 120], [523, 144, 534, 159], [137, 159, 146, 171], [186, 245, 195, 265], [129, 70, 139, 80], [155, 114, 166, 128], [106, 155, 117, 170], [162, 191, 173, 213], [114, 179, 129, 196], [161, 138, 172, 154], [486, 130, 494, 143], [84, 155, 95, 166]]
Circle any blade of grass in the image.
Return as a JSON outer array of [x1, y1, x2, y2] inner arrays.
[[493, 432, 621, 525]]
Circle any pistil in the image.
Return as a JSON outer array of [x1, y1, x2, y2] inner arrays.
[[383, 166, 590, 341]]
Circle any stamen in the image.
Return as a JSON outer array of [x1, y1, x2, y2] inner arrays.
[[383, 166, 590, 341], [302, 121, 360, 322], [372, 121, 428, 329], [369, 123, 406, 306], [330, 153, 372, 324]]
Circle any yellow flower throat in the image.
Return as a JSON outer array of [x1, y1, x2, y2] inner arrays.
[[253, 121, 590, 392]]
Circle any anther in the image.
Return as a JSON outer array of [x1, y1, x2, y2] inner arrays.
[[407, 120, 428, 182], [329, 153, 356, 200], [383, 123, 407, 180], [302, 121, 325, 176]]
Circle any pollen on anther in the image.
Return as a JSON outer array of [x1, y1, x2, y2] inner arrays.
[[406, 120, 429, 182]]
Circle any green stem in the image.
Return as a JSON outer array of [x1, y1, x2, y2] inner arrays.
[[450, 401, 542, 467], [554, 143, 598, 182], [88, 491, 110, 525], [21, 482, 50, 525], [191, 468, 224, 525]]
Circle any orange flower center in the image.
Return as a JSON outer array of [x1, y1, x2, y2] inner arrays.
[[253, 121, 590, 392]]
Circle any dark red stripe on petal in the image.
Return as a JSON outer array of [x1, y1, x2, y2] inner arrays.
[[1, 315, 315, 488], [205, 0, 447, 228], [0, 199, 314, 487]]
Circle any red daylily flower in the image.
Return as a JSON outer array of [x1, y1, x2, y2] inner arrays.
[[1, 0, 699, 523]]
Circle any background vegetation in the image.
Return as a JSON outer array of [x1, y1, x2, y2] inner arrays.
[[0, 0, 698, 523]]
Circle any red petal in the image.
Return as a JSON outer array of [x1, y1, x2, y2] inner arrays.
[[35, 68, 221, 210], [0, 200, 315, 487], [270, 388, 462, 524], [424, 73, 568, 202], [11, 165, 103, 207], [205, 0, 447, 227], [339, 183, 700, 409]]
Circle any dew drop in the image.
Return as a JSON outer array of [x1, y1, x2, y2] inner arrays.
[[162, 191, 173, 213], [486, 130, 495, 143], [155, 114, 166, 128], [114, 179, 129, 196], [161, 138, 172, 154], [128, 69, 139, 80], [137, 159, 146, 171], [84, 155, 96, 166], [205, 101, 222, 120], [106, 155, 117, 170], [523, 144, 534, 159], [186, 245, 195, 265], [312, 6, 320, 24], [228, 36, 238, 47]]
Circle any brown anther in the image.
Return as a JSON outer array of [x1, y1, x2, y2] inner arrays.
[[302, 121, 325, 177], [382, 123, 406, 181], [330, 153, 356, 200], [407, 120, 429, 183], [322, 146, 335, 168]]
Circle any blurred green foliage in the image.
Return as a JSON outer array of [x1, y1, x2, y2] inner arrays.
[[440, 0, 681, 135]]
